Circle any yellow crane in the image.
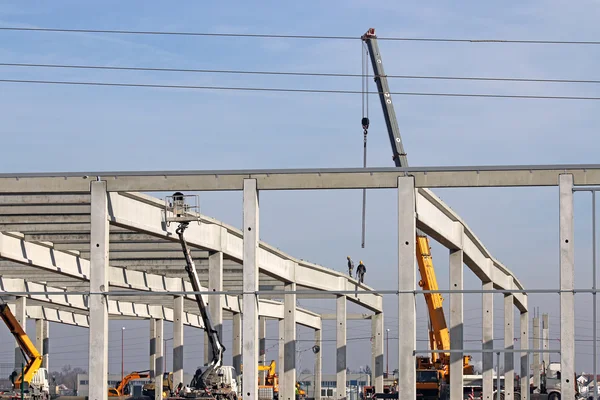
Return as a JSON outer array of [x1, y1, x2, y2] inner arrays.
[[361, 27, 474, 393], [0, 303, 49, 400]]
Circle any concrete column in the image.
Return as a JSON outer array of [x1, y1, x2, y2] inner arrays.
[[154, 319, 164, 400], [542, 313, 549, 368], [504, 294, 514, 400], [449, 230, 464, 400], [314, 329, 322, 400], [279, 319, 285, 397], [173, 295, 184, 388], [259, 317, 266, 386], [371, 312, 384, 393], [150, 319, 156, 378], [88, 180, 109, 400], [208, 251, 224, 363], [559, 174, 575, 400], [520, 312, 529, 400], [204, 333, 209, 365], [397, 176, 416, 400], [336, 295, 347, 400], [532, 316, 540, 390], [35, 319, 49, 369], [482, 281, 494, 400], [233, 313, 242, 374], [42, 320, 49, 370], [242, 178, 259, 400], [14, 297, 26, 369], [284, 283, 297, 400]]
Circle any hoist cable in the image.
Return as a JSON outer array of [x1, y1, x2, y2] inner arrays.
[[361, 43, 369, 249]]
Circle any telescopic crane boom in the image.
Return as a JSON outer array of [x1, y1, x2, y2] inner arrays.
[[361, 27, 473, 377], [176, 221, 225, 389]]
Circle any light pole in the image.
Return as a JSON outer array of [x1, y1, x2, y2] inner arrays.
[[121, 327, 125, 383], [385, 329, 390, 378]]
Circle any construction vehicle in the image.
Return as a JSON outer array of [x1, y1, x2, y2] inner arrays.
[[240, 360, 280, 400], [531, 361, 579, 400], [415, 358, 442, 400], [143, 372, 175, 398], [108, 370, 151, 397], [1, 303, 50, 400], [360, 27, 475, 395], [165, 193, 238, 400]]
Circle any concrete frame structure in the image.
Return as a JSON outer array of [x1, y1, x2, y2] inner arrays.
[[1, 164, 592, 400]]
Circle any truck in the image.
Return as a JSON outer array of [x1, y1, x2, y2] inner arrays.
[[531, 362, 579, 400], [164, 196, 239, 400], [1, 303, 50, 400]]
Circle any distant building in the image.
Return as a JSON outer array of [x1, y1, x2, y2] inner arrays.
[[298, 373, 371, 399]]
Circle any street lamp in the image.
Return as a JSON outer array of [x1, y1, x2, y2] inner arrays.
[[121, 327, 125, 383], [385, 329, 390, 378]]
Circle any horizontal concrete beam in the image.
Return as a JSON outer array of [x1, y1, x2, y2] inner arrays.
[[416, 188, 527, 312], [0, 165, 598, 192], [0, 231, 242, 314], [109, 193, 382, 312]]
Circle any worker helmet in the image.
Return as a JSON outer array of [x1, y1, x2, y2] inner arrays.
[[360, 260, 363, 264], [347, 256, 350, 259]]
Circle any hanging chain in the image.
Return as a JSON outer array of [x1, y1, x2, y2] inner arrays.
[[361, 43, 370, 248]]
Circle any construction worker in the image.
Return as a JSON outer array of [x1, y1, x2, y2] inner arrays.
[[347, 256, 354, 277], [357, 260, 366, 283]]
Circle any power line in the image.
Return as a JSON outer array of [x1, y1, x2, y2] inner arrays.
[[1, 26, 600, 45], [1, 78, 599, 101], [2, 62, 599, 85]]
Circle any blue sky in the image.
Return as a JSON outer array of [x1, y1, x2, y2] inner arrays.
[[1, 0, 600, 380]]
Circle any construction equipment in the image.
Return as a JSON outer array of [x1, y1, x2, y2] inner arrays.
[[165, 193, 238, 400], [1, 303, 49, 400], [360, 27, 474, 393], [143, 372, 175, 398], [258, 361, 279, 400], [108, 370, 151, 397]]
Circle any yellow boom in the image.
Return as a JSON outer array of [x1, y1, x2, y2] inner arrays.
[[0, 303, 43, 390]]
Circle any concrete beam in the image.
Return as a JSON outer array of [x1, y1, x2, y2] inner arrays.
[[0, 232, 241, 314], [559, 174, 575, 400], [107, 192, 382, 312], [26, 305, 89, 327], [242, 178, 259, 400], [3, 165, 600, 192], [398, 176, 416, 400], [88, 180, 109, 400]]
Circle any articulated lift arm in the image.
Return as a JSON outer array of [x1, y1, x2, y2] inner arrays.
[[361, 28, 452, 364], [0, 303, 44, 389], [176, 222, 225, 389]]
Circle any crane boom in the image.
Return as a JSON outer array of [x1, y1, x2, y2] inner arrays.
[[0, 303, 44, 390], [361, 28, 462, 370], [176, 222, 225, 389]]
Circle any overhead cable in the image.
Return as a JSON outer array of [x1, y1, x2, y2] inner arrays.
[[1, 78, 600, 100], [1, 62, 599, 85], [1, 26, 600, 45]]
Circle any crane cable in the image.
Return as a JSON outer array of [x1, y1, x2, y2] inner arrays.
[[361, 44, 370, 248]]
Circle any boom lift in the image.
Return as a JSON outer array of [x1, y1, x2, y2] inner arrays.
[[361, 27, 474, 389], [166, 193, 238, 400], [0, 303, 49, 400]]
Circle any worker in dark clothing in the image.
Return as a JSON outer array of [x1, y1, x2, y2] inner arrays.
[[347, 256, 354, 277], [357, 261, 366, 283]]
